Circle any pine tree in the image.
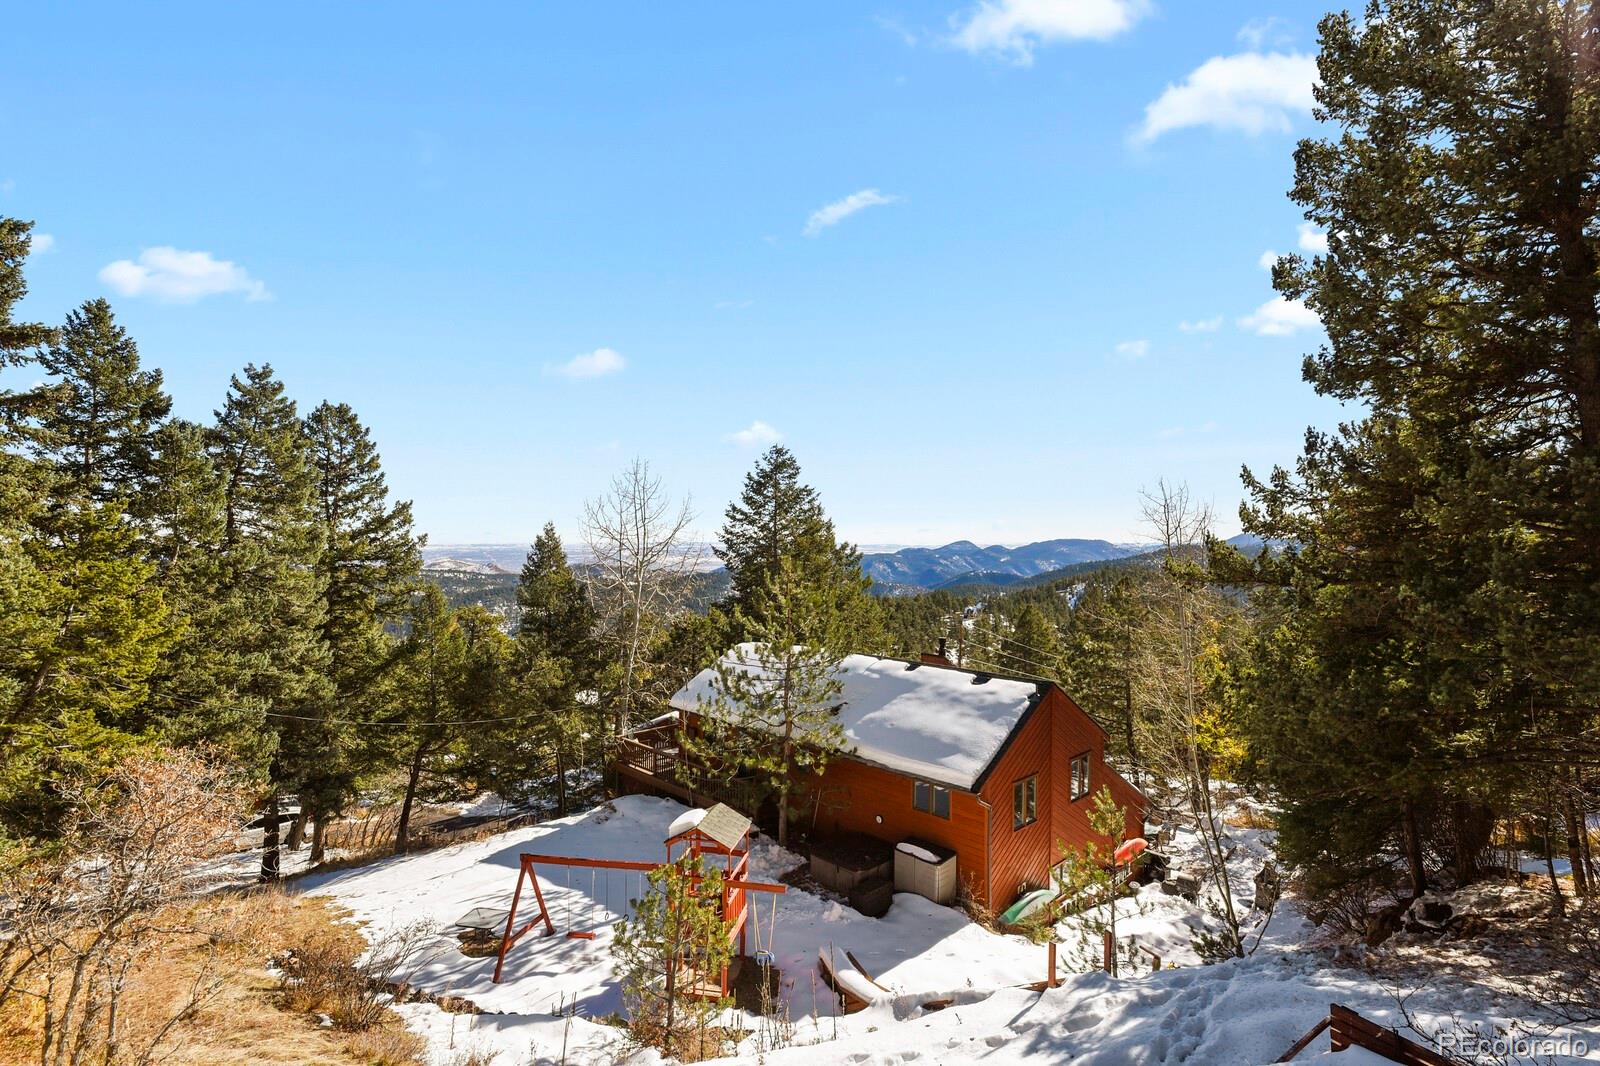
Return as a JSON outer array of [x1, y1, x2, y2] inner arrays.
[[610, 855, 733, 1057], [506, 523, 601, 815], [1225, 0, 1600, 902], [995, 603, 1061, 678], [0, 219, 57, 808], [140, 420, 265, 761], [0, 220, 54, 367], [0, 501, 176, 834], [716, 445, 876, 648], [17, 299, 170, 507], [390, 584, 466, 850], [0, 251, 177, 835], [383, 591, 509, 849], [1061, 576, 1144, 771], [302, 401, 422, 847], [207, 364, 331, 878], [686, 554, 848, 847]]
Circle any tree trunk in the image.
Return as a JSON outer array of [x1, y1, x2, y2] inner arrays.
[[309, 813, 328, 865], [260, 795, 281, 882], [1401, 799, 1428, 898], [395, 741, 427, 852], [284, 809, 309, 851], [554, 744, 568, 817], [1545, 791, 1567, 916], [1564, 788, 1590, 897]]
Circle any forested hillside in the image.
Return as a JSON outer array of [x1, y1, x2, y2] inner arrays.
[[4, 2, 1600, 1060]]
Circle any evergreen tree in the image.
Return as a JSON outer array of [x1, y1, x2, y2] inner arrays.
[[716, 445, 876, 649], [1226, 0, 1600, 901], [0, 251, 177, 835], [140, 420, 263, 760], [0, 219, 56, 807], [610, 855, 733, 1057], [996, 603, 1062, 678], [207, 364, 331, 878], [1061, 577, 1145, 771], [685, 554, 848, 847], [0, 501, 176, 834], [0, 220, 54, 367], [504, 523, 601, 815], [18, 299, 170, 508], [302, 401, 422, 846], [390, 585, 465, 850]]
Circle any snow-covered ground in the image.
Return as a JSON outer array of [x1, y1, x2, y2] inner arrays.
[[294, 794, 1599, 1065]]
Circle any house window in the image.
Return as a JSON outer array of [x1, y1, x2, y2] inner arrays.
[[1013, 776, 1037, 830], [1070, 752, 1091, 801], [913, 780, 951, 819]]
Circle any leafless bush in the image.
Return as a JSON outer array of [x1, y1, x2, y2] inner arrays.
[[276, 920, 436, 1031], [0, 748, 246, 1066], [1537, 898, 1600, 1024]]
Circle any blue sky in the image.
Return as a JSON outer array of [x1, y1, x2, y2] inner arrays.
[[2, 1, 1351, 547]]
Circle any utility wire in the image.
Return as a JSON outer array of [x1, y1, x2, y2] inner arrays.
[[963, 618, 1065, 666]]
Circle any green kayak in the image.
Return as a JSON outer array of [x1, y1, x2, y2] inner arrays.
[[1000, 887, 1054, 926]]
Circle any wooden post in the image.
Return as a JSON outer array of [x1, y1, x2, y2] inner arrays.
[[1102, 931, 1113, 974], [1047, 941, 1059, 988], [493, 865, 529, 984], [1274, 1016, 1331, 1062]]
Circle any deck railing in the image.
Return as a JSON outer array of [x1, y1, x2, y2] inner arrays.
[[615, 735, 678, 779]]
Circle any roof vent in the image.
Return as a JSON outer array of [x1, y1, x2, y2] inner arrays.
[[971, 673, 992, 685]]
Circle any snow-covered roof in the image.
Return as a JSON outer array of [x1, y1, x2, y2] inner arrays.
[[669, 647, 1045, 791]]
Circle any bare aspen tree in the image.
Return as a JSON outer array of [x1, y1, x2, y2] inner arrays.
[[583, 457, 699, 738], [1132, 480, 1247, 959]]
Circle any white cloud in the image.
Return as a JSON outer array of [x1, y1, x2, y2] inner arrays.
[[1237, 16, 1292, 49], [1114, 338, 1150, 360], [726, 420, 782, 447], [951, 0, 1148, 64], [1297, 222, 1329, 254], [1135, 51, 1318, 143], [30, 233, 55, 254], [1258, 249, 1280, 271], [804, 189, 899, 236], [547, 347, 626, 380], [1239, 296, 1320, 336], [1178, 315, 1223, 333], [99, 247, 269, 302]]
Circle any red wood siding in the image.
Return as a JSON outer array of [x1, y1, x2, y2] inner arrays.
[[980, 688, 1148, 910], [978, 696, 1055, 907], [673, 677, 1146, 912], [805, 757, 992, 904]]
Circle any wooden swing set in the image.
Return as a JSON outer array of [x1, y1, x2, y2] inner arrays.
[[491, 804, 786, 1000]]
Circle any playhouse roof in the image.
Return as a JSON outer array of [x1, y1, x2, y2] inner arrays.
[[668, 802, 750, 851], [669, 646, 1046, 791]]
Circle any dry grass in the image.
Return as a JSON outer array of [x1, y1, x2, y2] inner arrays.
[[0, 889, 426, 1066], [1224, 806, 1278, 831]]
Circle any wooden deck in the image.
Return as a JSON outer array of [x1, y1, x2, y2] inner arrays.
[[613, 735, 696, 803]]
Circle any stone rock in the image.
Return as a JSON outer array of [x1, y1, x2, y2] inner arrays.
[[1161, 873, 1201, 902]]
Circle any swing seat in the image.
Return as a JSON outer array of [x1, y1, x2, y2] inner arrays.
[[754, 948, 775, 966]]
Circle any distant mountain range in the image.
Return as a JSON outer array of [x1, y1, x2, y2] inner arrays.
[[859, 539, 1141, 591], [421, 535, 1271, 591]]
